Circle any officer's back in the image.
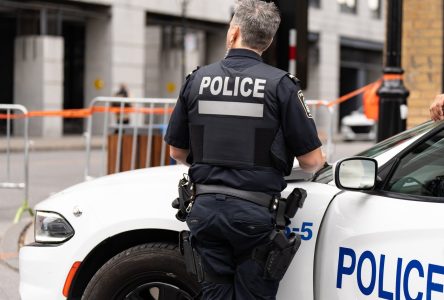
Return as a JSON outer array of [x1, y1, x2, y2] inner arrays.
[[165, 0, 325, 299]]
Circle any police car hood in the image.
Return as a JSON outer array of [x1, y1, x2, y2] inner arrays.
[[32, 165, 190, 262], [35, 165, 189, 229]]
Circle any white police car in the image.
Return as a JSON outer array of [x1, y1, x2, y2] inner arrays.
[[20, 121, 444, 300]]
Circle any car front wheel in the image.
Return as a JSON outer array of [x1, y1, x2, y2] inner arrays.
[[82, 242, 201, 300]]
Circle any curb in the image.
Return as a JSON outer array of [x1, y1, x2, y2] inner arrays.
[[0, 136, 103, 153], [0, 218, 33, 271]]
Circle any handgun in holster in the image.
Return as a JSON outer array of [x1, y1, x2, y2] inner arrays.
[[265, 230, 301, 281], [255, 188, 307, 281], [171, 174, 194, 222], [179, 230, 205, 282]]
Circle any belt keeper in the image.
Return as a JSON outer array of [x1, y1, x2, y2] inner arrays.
[[275, 198, 287, 229]]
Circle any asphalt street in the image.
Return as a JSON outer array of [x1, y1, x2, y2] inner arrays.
[[0, 150, 102, 300], [0, 142, 372, 299]]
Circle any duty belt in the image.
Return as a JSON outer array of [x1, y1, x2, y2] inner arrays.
[[194, 184, 279, 209]]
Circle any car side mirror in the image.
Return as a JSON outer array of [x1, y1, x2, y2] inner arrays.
[[334, 157, 378, 191]]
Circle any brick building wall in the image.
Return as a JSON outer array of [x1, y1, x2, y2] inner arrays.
[[403, 0, 443, 127]]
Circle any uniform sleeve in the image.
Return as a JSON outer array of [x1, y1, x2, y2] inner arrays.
[[277, 76, 322, 157], [164, 74, 195, 149]]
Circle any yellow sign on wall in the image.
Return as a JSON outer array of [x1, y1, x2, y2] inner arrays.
[[166, 82, 176, 94], [94, 78, 105, 90]]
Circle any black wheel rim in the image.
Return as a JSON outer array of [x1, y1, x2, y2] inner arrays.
[[124, 281, 194, 300]]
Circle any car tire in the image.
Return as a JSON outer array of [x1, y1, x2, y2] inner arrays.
[[81, 242, 201, 300]]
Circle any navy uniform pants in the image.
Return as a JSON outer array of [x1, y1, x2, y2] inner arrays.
[[186, 194, 280, 300]]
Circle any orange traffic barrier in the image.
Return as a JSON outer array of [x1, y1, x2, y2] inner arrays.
[[363, 80, 383, 121], [0, 106, 174, 120]]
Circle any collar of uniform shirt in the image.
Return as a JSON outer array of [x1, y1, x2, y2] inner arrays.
[[225, 48, 263, 62]]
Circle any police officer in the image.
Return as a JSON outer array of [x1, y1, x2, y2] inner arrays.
[[165, 0, 325, 298]]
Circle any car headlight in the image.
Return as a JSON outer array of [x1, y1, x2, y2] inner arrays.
[[35, 211, 75, 243]]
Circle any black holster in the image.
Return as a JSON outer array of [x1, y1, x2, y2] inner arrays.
[[172, 175, 194, 222], [179, 231, 205, 282], [254, 230, 301, 281]]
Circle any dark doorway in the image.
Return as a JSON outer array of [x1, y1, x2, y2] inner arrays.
[[63, 21, 85, 134], [339, 67, 362, 122], [0, 14, 16, 135]]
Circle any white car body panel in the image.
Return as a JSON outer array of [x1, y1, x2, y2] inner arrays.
[[315, 191, 444, 300], [19, 122, 442, 300]]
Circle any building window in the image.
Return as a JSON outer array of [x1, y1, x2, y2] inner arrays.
[[309, 0, 321, 8], [368, 0, 382, 19], [338, 0, 357, 14]]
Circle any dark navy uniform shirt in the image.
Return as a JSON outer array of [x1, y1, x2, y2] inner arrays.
[[165, 48, 321, 194]]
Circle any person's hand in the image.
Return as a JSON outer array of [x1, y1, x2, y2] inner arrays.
[[430, 95, 444, 121]]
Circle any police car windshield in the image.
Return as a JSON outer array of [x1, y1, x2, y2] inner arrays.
[[355, 121, 436, 158], [312, 121, 437, 184]]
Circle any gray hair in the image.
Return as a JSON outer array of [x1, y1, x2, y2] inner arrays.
[[232, 0, 281, 51]]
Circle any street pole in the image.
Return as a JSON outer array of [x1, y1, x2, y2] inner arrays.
[[181, 0, 189, 84], [376, 0, 409, 142]]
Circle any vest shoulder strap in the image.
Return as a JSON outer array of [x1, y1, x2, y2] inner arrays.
[[186, 66, 200, 80], [285, 73, 301, 85]]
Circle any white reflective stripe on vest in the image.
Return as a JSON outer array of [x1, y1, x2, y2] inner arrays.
[[198, 100, 264, 118]]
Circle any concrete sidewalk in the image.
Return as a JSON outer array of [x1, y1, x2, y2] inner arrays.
[[0, 136, 103, 152]]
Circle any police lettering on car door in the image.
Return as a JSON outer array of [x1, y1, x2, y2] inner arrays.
[[337, 247, 444, 299]]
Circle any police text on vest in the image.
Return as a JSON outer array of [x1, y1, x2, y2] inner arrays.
[[199, 76, 266, 98]]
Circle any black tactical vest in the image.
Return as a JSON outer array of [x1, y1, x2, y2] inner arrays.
[[187, 61, 294, 175]]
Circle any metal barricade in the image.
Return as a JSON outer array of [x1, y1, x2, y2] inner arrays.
[[84, 97, 335, 180], [84, 97, 176, 180], [305, 100, 335, 162], [0, 104, 33, 223]]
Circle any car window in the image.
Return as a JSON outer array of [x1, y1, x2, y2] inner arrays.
[[311, 122, 437, 184], [385, 129, 444, 198]]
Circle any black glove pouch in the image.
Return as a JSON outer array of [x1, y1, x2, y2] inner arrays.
[[284, 188, 307, 219]]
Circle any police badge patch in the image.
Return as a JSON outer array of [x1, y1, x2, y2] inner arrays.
[[297, 90, 312, 118]]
